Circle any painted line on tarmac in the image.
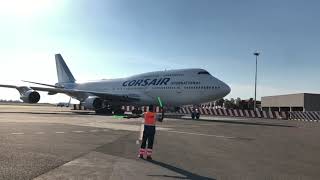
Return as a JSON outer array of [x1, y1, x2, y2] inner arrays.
[[72, 130, 84, 133], [9, 129, 111, 136], [8, 129, 112, 136], [11, 132, 24, 135], [167, 130, 237, 139]]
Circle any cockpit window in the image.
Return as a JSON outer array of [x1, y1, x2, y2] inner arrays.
[[198, 71, 210, 75]]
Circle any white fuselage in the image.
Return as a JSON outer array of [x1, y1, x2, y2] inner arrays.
[[64, 68, 230, 107]]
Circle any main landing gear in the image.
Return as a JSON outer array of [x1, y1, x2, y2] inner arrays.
[[95, 106, 125, 115]]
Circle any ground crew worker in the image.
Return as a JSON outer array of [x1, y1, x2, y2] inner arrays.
[[138, 105, 163, 160]]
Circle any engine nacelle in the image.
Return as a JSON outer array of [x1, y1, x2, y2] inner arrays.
[[83, 97, 103, 110], [20, 90, 40, 103]]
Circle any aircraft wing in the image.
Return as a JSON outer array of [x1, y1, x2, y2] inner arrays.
[[0, 84, 140, 102]]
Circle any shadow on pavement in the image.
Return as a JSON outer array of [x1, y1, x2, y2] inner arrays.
[[147, 159, 216, 180], [95, 131, 217, 180], [178, 118, 296, 128]]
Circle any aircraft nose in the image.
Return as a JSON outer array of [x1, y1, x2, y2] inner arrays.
[[218, 81, 231, 97], [223, 83, 231, 96], [210, 76, 231, 98]]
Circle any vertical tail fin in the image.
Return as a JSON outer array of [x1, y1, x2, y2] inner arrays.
[[55, 54, 76, 83]]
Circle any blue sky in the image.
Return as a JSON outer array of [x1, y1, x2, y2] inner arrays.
[[0, 0, 320, 103]]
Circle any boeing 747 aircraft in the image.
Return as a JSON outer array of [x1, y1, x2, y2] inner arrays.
[[0, 54, 231, 114]]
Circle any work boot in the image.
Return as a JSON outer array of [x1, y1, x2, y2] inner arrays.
[[146, 148, 153, 160], [138, 148, 145, 159]]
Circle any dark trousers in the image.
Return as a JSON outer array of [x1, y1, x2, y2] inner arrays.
[[141, 125, 156, 149]]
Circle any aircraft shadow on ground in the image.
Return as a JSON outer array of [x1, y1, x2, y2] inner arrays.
[[0, 111, 296, 128], [178, 118, 296, 128], [146, 159, 216, 180]]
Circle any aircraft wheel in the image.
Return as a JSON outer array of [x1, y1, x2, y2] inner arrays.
[[132, 108, 143, 115], [95, 107, 112, 115], [114, 109, 125, 115]]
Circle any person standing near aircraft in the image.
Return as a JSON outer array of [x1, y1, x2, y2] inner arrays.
[[138, 105, 163, 160]]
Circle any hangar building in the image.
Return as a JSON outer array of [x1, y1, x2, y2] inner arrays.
[[261, 93, 320, 112]]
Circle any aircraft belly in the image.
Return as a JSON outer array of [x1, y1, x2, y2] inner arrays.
[[177, 90, 208, 105], [151, 91, 195, 106]]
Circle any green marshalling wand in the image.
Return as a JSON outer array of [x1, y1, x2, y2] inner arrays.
[[157, 97, 163, 108]]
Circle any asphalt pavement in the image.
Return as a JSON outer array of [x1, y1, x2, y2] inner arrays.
[[0, 104, 319, 180]]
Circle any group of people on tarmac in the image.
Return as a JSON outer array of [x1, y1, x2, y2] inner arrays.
[[138, 105, 164, 160]]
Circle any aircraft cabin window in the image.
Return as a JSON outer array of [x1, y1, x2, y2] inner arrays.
[[198, 71, 210, 75]]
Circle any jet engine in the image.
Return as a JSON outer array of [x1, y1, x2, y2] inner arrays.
[[20, 90, 40, 103], [83, 97, 103, 110]]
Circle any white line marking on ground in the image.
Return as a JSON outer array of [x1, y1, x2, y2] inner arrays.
[[55, 132, 65, 134], [11, 132, 24, 135], [35, 132, 44, 134], [167, 130, 236, 139], [103, 129, 109, 132], [90, 130, 99, 132], [197, 124, 220, 126], [72, 131, 84, 133]]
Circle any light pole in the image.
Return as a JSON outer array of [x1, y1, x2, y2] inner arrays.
[[253, 51, 260, 110]]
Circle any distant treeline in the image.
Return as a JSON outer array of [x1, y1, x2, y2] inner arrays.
[[202, 97, 262, 110]]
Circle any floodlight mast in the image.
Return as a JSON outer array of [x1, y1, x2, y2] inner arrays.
[[253, 51, 260, 110]]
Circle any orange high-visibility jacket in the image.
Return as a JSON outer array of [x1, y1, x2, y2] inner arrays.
[[144, 112, 156, 126]]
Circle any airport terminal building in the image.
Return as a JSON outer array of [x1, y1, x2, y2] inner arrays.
[[261, 93, 320, 112]]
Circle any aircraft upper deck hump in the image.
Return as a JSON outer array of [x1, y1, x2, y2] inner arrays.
[[55, 54, 76, 83]]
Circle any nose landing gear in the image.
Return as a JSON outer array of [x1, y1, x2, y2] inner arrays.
[[191, 108, 200, 120]]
